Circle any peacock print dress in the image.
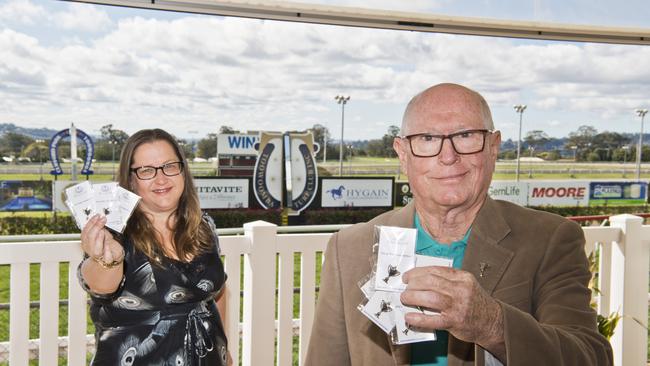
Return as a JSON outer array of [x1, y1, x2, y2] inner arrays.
[[78, 217, 228, 366]]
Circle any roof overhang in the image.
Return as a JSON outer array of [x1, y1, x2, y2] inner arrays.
[[62, 0, 650, 45]]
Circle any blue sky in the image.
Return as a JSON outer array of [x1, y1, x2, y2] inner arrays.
[[1, 0, 649, 143]]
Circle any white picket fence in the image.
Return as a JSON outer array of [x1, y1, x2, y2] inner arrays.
[[0, 216, 648, 365]]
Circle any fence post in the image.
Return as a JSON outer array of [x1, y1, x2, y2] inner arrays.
[[608, 214, 647, 366], [242, 221, 277, 366]]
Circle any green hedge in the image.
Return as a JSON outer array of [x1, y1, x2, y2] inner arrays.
[[0, 205, 647, 235]]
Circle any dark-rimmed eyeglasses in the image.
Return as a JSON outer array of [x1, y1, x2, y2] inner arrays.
[[401, 129, 493, 157], [130, 161, 184, 180]]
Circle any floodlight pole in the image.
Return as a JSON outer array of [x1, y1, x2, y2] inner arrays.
[[335, 95, 350, 176], [635, 109, 648, 180], [513, 104, 527, 182]]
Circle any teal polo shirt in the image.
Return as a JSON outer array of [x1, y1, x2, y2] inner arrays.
[[411, 214, 470, 366]]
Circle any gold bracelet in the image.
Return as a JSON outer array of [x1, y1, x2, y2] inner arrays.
[[91, 251, 125, 269]]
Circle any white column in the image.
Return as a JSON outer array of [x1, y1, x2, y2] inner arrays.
[[242, 221, 277, 366], [608, 214, 647, 366]]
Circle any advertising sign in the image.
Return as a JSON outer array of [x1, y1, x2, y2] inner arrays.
[[321, 178, 393, 208], [218, 133, 259, 156], [0, 180, 52, 211], [396, 181, 529, 207], [195, 178, 250, 209], [287, 132, 318, 213], [49, 126, 94, 175], [488, 181, 528, 206], [253, 132, 283, 209], [395, 181, 412, 207], [528, 181, 589, 207], [589, 181, 648, 205]]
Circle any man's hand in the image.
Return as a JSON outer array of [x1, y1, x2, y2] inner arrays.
[[401, 266, 506, 360]]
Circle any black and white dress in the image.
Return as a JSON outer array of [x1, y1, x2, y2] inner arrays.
[[78, 218, 228, 366]]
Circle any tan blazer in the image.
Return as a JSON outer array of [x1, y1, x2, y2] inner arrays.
[[305, 198, 612, 366]]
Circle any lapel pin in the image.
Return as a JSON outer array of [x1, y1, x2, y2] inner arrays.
[[479, 262, 489, 278]]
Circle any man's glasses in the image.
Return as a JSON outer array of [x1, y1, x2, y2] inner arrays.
[[130, 161, 184, 180], [401, 129, 493, 158]]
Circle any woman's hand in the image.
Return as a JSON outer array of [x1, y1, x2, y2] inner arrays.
[[80, 215, 123, 264]]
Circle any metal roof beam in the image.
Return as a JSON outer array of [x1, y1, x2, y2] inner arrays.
[[62, 0, 650, 45]]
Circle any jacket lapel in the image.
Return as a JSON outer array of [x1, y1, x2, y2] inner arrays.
[[449, 197, 514, 366], [462, 197, 514, 295]]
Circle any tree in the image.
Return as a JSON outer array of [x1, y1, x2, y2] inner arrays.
[[591, 132, 629, 161], [359, 126, 401, 158], [175, 137, 193, 159], [99, 124, 129, 144], [566, 125, 597, 149], [380, 125, 401, 158], [96, 124, 130, 161], [24, 141, 48, 163], [310, 124, 331, 161], [566, 125, 598, 161], [219, 126, 239, 134], [524, 130, 549, 151], [0, 132, 33, 157], [197, 133, 219, 159]]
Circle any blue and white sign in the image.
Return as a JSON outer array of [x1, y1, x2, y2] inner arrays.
[[49, 127, 94, 175], [321, 178, 393, 208], [589, 181, 648, 204], [218, 133, 259, 155]]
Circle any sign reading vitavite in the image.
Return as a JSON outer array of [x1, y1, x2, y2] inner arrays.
[[528, 181, 589, 207], [195, 178, 249, 209], [218, 133, 260, 155], [589, 181, 648, 205], [321, 178, 393, 208]]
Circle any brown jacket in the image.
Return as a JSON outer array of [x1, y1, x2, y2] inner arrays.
[[305, 198, 612, 366]]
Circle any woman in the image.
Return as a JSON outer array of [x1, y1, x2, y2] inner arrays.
[[78, 128, 230, 365]]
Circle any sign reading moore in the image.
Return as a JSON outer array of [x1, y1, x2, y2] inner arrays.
[[195, 178, 250, 209], [527, 181, 589, 207], [321, 178, 393, 208]]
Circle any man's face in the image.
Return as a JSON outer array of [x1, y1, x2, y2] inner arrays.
[[394, 93, 500, 211]]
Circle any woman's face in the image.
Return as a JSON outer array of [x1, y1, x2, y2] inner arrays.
[[130, 140, 185, 217]]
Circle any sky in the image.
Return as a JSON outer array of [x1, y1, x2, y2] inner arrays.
[[1, 0, 650, 143]]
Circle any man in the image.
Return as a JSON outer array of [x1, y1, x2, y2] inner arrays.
[[305, 83, 612, 365]]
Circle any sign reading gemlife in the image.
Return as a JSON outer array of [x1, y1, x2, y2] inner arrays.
[[195, 178, 249, 209], [488, 181, 528, 206], [528, 181, 589, 207], [321, 178, 393, 208]]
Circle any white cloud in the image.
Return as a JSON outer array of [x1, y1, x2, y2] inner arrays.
[[0, 0, 46, 25], [52, 3, 112, 32], [2, 7, 650, 140]]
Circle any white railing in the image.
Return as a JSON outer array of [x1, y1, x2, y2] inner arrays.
[[0, 216, 648, 365]]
